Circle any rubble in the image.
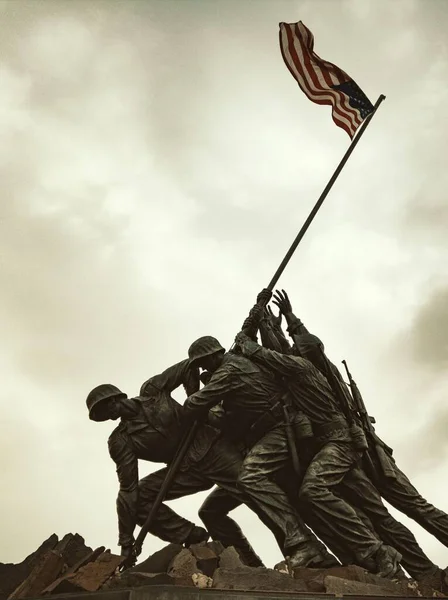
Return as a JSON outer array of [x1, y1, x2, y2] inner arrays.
[[188, 543, 218, 577], [0, 534, 58, 600], [1, 532, 445, 598], [8, 551, 64, 600], [167, 548, 198, 581], [129, 543, 182, 574], [47, 551, 124, 593]]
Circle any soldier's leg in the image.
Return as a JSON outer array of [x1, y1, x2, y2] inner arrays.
[[234, 426, 332, 565], [198, 488, 264, 567], [191, 436, 277, 566], [136, 467, 212, 543], [376, 462, 448, 548], [340, 466, 440, 580], [299, 441, 400, 577]]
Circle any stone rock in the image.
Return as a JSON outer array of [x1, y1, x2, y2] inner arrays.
[[188, 545, 218, 577], [273, 560, 289, 575], [218, 546, 246, 571], [8, 550, 64, 600], [192, 573, 213, 589], [324, 575, 407, 597], [206, 541, 225, 556], [43, 547, 106, 594], [212, 567, 308, 593], [130, 543, 182, 574], [168, 549, 198, 580], [103, 572, 174, 589], [294, 563, 410, 594], [48, 551, 123, 593], [417, 569, 448, 597], [53, 534, 92, 569], [0, 534, 58, 600]]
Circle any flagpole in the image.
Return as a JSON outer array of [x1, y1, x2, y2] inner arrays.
[[266, 94, 386, 291]]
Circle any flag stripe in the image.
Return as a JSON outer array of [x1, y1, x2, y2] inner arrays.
[[281, 25, 354, 136], [298, 23, 361, 130], [279, 21, 373, 138], [282, 23, 356, 136], [293, 23, 359, 133], [298, 23, 362, 130]]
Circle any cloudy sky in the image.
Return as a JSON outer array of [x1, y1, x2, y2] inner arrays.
[[1, 0, 448, 571]]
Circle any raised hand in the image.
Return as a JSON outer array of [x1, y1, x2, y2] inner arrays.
[[272, 289, 293, 315], [256, 288, 273, 306], [266, 305, 282, 329]]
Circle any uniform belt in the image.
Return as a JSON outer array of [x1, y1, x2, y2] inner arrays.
[[245, 401, 284, 448], [314, 416, 349, 438]]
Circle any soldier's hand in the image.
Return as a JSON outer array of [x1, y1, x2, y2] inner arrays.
[[235, 330, 250, 347], [199, 370, 212, 386], [256, 288, 273, 305], [273, 289, 293, 315], [267, 305, 282, 329], [120, 545, 137, 570]]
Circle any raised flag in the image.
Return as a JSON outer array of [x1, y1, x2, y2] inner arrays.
[[279, 21, 374, 138]]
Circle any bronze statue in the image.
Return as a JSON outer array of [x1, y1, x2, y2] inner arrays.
[[234, 328, 401, 578], [183, 332, 338, 569], [86, 358, 263, 568], [269, 289, 448, 586]]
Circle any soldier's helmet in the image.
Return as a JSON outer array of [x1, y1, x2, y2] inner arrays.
[[188, 336, 225, 367], [296, 333, 325, 355], [86, 384, 126, 421]]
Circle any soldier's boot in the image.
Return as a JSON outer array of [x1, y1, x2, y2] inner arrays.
[[185, 525, 210, 546], [235, 546, 265, 568], [417, 567, 448, 595], [374, 545, 402, 578], [288, 542, 339, 569]]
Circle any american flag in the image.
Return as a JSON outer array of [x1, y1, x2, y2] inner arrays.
[[279, 21, 374, 138]]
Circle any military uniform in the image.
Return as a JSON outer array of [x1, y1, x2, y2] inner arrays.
[[107, 359, 262, 565], [183, 351, 330, 563], [236, 336, 399, 570], [285, 312, 446, 578]]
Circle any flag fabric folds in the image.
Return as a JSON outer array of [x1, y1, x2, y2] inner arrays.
[[279, 21, 374, 138]]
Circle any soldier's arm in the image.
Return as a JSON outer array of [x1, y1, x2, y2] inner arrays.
[[236, 332, 310, 378], [108, 430, 139, 549], [184, 367, 243, 417], [259, 310, 292, 354], [272, 290, 310, 335], [141, 359, 197, 396]]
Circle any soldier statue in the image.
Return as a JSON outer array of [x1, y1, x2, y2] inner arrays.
[[86, 357, 264, 567]]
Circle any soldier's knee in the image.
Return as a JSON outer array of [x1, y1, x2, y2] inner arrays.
[[299, 478, 321, 503], [238, 461, 262, 490], [198, 502, 214, 526]]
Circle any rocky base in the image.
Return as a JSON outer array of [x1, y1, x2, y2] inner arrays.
[[0, 533, 446, 599]]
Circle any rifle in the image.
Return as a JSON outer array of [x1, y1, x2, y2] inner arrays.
[[316, 348, 368, 451], [342, 360, 396, 480], [122, 421, 200, 569]]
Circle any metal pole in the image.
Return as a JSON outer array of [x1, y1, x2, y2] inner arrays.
[[266, 94, 386, 291], [125, 422, 200, 568]]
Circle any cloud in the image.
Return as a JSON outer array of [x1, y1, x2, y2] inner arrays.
[[1, 0, 448, 570]]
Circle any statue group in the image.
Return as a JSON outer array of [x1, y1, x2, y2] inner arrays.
[[86, 288, 448, 590]]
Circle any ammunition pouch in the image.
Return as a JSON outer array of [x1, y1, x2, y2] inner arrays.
[[373, 443, 397, 479], [292, 413, 314, 440], [350, 424, 369, 451], [314, 416, 350, 442], [245, 401, 283, 448]]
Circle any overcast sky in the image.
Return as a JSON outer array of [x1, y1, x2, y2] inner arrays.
[[1, 0, 448, 571]]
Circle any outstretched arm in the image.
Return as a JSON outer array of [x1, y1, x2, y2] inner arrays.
[[140, 359, 197, 396], [235, 331, 310, 378], [273, 289, 310, 337], [184, 366, 244, 418], [259, 306, 292, 354]]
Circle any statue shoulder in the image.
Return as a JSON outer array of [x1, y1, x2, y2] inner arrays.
[[222, 352, 260, 375]]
